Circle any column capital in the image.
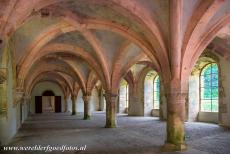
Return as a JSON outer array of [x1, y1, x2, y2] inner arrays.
[[71, 94, 77, 101], [82, 95, 91, 102], [104, 92, 118, 102], [23, 95, 31, 103], [15, 90, 24, 104]]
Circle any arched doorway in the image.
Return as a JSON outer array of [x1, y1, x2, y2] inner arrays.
[[35, 90, 62, 113]]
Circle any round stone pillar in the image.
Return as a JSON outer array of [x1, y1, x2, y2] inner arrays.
[[98, 90, 104, 111], [163, 81, 187, 151], [83, 95, 91, 120], [71, 95, 77, 115], [104, 92, 117, 128]]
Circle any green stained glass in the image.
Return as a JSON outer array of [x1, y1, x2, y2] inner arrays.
[[211, 74, 218, 86], [203, 88, 211, 99], [154, 91, 159, 100], [154, 75, 160, 109], [200, 63, 219, 112], [204, 75, 211, 86], [211, 87, 218, 99], [201, 75, 211, 88], [211, 64, 218, 74], [202, 65, 211, 75]]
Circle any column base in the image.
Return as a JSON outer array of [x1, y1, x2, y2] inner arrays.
[[105, 122, 117, 128], [161, 142, 187, 152], [83, 115, 91, 120], [71, 112, 76, 115]]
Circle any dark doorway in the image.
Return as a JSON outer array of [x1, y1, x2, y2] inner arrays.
[[35, 90, 62, 113], [42, 90, 55, 96], [55, 96, 62, 112], [35, 96, 42, 113]]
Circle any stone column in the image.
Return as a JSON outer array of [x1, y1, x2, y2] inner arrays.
[[83, 95, 91, 120], [98, 90, 104, 111], [128, 82, 144, 116], [104, 92, 117, 128], [117, 91, 120, 113], [71, 95, 77, 115], [159, 82, 167, 120], [28, 98, 31, 115], [163, 81, 187, 151], [25, 96, 31, 115], [164, 0, 186, 150]]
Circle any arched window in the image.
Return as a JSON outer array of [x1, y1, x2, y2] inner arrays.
[[153, 75, 160, 109], [200, 63, 219, 112], [119, 79, 129, 113], [144, 71, 160, 111]]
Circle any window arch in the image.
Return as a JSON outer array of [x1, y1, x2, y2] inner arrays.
[[144, 71, 160, 114], [153, 75, 160, 109], [200, 63, 219, 112], [119, 79, 129, 113]]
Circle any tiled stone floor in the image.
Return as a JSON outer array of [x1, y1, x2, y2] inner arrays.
[[1, 112, 230, 154]]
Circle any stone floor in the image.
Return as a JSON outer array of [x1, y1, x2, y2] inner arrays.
[[2, 112, 230, 154]]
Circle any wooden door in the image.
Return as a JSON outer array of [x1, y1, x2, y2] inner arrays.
[[55, 96, 61, 113], [35, 96, 42, 113]]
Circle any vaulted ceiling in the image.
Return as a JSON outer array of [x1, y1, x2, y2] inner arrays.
[[0, 0, 229, 96]]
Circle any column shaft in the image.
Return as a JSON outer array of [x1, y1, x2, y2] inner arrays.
[[98, 91, 103, 111], [83, 95, 91, 120], [71, 95, 77, 115], [64, 96, 68, 112], [163, 81, 187, 151], [105, 93, 117, 128]]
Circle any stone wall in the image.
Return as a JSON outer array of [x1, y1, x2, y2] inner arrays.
[[218, 54, 230, 126], [0, 41, 30, 145]]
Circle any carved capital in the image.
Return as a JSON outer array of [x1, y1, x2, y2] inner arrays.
[[23, 95, 31, 103], [71, 94, 77, 102], [82, 95, 91, 102], [15, 90, 24, 105], [104, 92, 118, 102]]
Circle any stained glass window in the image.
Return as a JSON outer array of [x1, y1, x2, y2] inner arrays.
[[200, 63, 219, 112], [153, 75, 160, 109]]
